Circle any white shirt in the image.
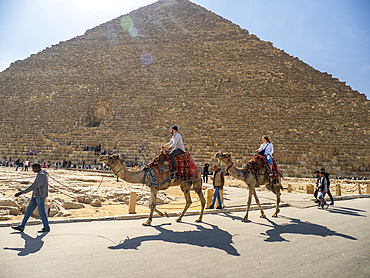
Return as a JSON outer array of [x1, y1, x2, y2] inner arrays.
[[167, 132, 185, 151], [257, 142, 274, 156]]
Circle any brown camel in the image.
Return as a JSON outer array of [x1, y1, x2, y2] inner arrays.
[[99, 154, 206, 226], [215, 151, 283, 222]]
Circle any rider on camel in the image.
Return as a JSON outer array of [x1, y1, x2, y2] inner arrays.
[[255, 135, 274, 176], [161, 126, 185, 173]]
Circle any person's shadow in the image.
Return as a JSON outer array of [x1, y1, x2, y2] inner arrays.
[[109, 222, 240, 256], [4, 232, 48, 256], [259, 217, 357, 242]]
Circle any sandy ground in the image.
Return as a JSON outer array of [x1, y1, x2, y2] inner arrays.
[[0, 167, 368, 222]]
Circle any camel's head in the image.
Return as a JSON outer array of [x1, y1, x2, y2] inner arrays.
[[98, 154, 123, 167], [214, 151, 233, 163]]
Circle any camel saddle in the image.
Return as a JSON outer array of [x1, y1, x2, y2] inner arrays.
[[147, 150, 199, 181], [244, 154, 281, 178]]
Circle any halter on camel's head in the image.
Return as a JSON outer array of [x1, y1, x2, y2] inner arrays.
[[215, 151, 233, 163], [99, 154, 125, 168]]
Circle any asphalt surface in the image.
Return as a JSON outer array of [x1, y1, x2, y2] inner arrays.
[[1, 197, 369, 278]]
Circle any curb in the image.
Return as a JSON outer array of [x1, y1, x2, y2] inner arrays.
[[309, 194, 370, 202], [1, 194, 368, 228], [0, 203, 289, 228]]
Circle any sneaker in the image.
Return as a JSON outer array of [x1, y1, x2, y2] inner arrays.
[[324, 204, 329, 210], [207, 206, 214, 209], [216, 205, 223, 209], [329, 202, 334, 205], [11, 226, 24, 232], [269, 171, 273, 176], [38, 227, 50, 233]]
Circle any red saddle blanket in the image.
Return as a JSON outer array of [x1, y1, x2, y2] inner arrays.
[[175, 151, 199, 180], [147, 150, 199, 181], [244, 154, 280, 178]]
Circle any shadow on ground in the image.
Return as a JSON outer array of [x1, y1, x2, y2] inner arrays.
[[109, 222, 240, 256], [4, 232, 48, 256], [259, 217, 358, 242]]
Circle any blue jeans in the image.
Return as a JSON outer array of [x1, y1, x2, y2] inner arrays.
[[20, 197, 49, 229], [266, 155, 273, 166], [211, 187, 222, 207]]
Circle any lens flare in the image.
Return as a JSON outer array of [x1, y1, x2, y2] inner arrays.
[[120, 16, 133, 31], [141, 53, 153, 66], [106, 23, 118, 46], [129, 26, 138, 37]]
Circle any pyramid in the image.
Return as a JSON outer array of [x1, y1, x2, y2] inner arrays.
[[0, 0, 369, 178]]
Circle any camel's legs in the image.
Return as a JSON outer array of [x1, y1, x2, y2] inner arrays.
[[143, 187, 158, 226], [242, 186, 254, 222], [193, 179, 206, 223], [252, 189, 266, 218], [154, 208, 168, 218], [272, 183, 281, 217], [176, 183, 192, 222]]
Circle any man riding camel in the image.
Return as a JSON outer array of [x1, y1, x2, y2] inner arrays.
[[161, 125, 185, 173]]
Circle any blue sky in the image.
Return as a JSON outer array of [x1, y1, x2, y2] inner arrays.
[[0, 0, 369, 99]]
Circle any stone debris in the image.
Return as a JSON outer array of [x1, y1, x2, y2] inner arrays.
[[90, 199, 102, 207], [0, 198, 20, 208], [63, 201, 85, 210]]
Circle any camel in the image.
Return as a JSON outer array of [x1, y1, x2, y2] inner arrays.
[[215, 151, 283, 222], [99, 154, 206, 226]]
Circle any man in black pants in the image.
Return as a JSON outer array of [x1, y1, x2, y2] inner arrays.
[[161, 126, 185, 173], [321, 168, 334, 205]]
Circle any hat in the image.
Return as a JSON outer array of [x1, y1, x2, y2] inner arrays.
[[170, 125, 178, 131]]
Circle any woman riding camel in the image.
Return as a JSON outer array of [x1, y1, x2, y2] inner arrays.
[[255, 135, 274, 176]]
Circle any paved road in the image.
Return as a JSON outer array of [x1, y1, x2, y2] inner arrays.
[[1, 198, 369, 278]]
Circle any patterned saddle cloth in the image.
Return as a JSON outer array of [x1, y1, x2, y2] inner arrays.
[[244, 154, 281, 178], [145, 150, 199, 187], [175, 151, 199, 180]]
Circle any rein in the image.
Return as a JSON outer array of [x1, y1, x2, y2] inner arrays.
[[225, 160, 234, 172]]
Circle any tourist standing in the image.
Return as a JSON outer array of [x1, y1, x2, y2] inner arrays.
[[208, 165, 224, 209], [11, 163, 50, 233], [24, 159, 30, 171], [203, 163, 210, 183]]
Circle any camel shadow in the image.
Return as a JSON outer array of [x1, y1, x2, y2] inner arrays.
[[4, 232, 48, 256], [259, 217, 357, 242], [108, 222, 240, 256]]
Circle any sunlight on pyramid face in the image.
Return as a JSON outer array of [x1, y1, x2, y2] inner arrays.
[[141, 53, 153, 66], [106, 23, 118, 46]]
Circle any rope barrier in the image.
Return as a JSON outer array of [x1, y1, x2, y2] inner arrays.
[[48, 174, 81, 193]]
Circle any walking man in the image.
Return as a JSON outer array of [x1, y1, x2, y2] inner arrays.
[[321, 168, 334, 205], [12, 163, 50, 233], [208, 165, 225, 209], [317, 171, 329, 209]]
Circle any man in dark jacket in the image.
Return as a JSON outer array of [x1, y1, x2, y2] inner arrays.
[[11, 163, 50, 233], [321, 168, 334, 205]]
